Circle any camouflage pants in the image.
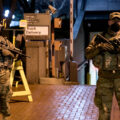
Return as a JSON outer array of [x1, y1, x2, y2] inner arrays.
[[94, 77, 120, 120], [0, 69, 12, 117]]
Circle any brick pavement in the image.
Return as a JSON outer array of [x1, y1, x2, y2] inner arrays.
[[0, 85, 119, 120]]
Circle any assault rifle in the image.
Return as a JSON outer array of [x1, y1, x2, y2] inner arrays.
[[96, 34, 120, 50], [0, 41, 31, 58]]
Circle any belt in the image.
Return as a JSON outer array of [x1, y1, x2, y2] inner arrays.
[[101, 70, 120, 73], [99, 70, 120, 78]]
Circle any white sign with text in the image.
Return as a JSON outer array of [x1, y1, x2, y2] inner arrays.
[[25, 26, 48, 36]]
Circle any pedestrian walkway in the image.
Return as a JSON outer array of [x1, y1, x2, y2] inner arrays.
[[0, 85, 119, 120]]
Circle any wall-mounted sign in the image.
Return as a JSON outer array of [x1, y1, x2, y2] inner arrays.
[[20, 20, 27, 28], [25, 26, 48, 36], [24, 13, 51, 40]]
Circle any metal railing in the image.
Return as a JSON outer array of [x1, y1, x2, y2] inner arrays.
[[77, 60, 88, 71]]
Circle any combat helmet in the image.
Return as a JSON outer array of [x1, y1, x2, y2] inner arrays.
[[109, 12, 120, 20]]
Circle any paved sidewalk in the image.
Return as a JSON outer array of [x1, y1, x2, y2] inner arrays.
[[0, 85, 119, 120]]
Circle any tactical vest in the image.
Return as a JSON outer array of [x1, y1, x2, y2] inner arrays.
[[93, 52, 120, 70], [0, 52, 12, 69]]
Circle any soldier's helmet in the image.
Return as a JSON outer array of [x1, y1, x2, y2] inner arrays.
[[109, 12, 120, 20]]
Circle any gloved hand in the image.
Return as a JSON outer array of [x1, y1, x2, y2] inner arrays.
[[2, 49, 14, 58], [97, 43, 115, 51]]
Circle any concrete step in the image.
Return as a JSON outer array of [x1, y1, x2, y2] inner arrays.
[[40, 77, 64, 85], [40, 77, 79, 85]]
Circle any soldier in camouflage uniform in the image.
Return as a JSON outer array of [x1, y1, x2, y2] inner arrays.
[[86, 12, 120, 120], [0, 34, 16, 120]]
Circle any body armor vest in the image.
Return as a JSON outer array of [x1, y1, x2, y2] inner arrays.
[[93, 52, 120, 70], [0, 53, 12, 69]]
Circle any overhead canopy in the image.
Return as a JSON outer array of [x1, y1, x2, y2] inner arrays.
[[85, 0, 120, 11], [2, 0, 120, 21], [2, 0, 120, 38]]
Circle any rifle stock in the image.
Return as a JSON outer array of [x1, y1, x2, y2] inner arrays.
[[0, 42, 31, 58], [97, 34, 112, 45], [96, 34, 120, 49]]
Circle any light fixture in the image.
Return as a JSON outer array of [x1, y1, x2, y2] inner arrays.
[[35, 9, 39, 13], [12, 14, 15, 19], [4, 10, 10, 17], [48, 5, 57, 14]]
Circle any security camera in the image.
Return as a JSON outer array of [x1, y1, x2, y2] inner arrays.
[[48, 5, 56, 14]]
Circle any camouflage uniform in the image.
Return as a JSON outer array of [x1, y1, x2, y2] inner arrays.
[[0, 36, 15, 118], [86, 12, 120, 120]]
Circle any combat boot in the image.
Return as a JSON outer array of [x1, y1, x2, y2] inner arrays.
[[2, 111, 11, 117], [2, 115, 10, 120], [98, 112, 110, 120], [0, 100, 11, 117]]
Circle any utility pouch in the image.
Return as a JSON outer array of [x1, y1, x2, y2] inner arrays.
[[93, 55, 103, 69], [103, 52, 117, 70], [117, 54, 120, 69]]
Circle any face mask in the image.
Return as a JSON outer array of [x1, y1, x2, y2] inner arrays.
[[110, 22, 120, 32]]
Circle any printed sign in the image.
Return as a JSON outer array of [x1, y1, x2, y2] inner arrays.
[[25, 26, 48, 36], [20, 20, 27, 28], [24, 13, 51, 40]]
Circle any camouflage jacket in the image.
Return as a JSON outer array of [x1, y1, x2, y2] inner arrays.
[[0, 36, 15, 68], [85, 31, 120, 71]]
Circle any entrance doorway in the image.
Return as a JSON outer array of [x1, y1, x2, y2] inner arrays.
[[88, 32, 99, 85]]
